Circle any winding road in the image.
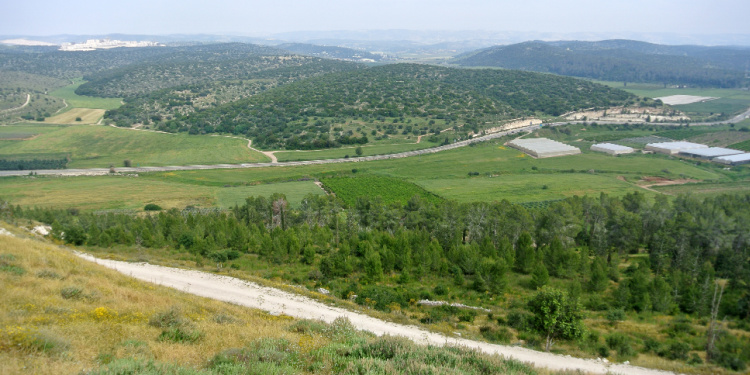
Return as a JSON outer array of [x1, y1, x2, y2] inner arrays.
[[76, 251, 675, 375]]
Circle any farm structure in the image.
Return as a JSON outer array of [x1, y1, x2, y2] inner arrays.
[[590, 143, 635, 155], [508, 138, 581, 158], [679, 147, 744, 160], [645, 141, 708, 155], [714, 153, 750, 166]]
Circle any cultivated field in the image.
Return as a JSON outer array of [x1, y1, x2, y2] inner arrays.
[[49, 79, 123, 110], [0, 124, 269, 168], [44, 108, 106, 124]]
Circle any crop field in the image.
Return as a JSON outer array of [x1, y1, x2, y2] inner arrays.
[[48, 79, 123, 110], [0, 124, 269, 168], [0, 176, 323, 211], [0, 124, 746, 211], [417, 173, 653, 203], [44, 108, 106, 124], [274, 141, 438, 162], [321, 175, 443, 206]]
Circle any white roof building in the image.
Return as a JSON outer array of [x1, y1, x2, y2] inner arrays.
[[591, 143, 635, 155], [679, 147, 744, 159], [645, 141, 708, 155], [714, 153, 750, 165], [508, 138, 581, 158]]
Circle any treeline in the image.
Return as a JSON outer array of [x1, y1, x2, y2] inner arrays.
[[146, 64, 635, 149], [454, 41, 750, 88], [5, 191, 749, 368], [277, 43, 384, 62], [0, 158, 67, 170]]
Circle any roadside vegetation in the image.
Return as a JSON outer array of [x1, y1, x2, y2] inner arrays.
[[0, 227, 545, 375], [5, 187, 750, 374]]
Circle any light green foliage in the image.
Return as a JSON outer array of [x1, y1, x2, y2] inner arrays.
[[49, 79, 123, 110], [528, 286, 585, 351], [321, 175, 442, 206]]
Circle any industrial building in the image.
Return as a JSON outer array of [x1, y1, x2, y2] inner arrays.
[[508, 138, 581, 158], [645, 141, 708, 155], [714, 153, 750, 166], [590, 143, 635, 155], [679, 147, 744, 159]]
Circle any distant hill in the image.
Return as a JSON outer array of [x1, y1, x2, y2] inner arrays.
[[276, 43, 385, 62], [452, 40, 750, 88], [140, 63, 636, 149]]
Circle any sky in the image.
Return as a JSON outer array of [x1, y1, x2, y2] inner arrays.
[[2, 0, 749, 37]]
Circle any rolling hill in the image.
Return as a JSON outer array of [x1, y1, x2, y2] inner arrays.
[[452, 40, 750, 88], [147, 63, 636, 149]]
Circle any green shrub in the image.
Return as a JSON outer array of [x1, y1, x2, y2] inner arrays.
[[0, 264, 25, 275], [480, 326, 513, 343], [606, 308, 625, 324], [143, 203, 162, 211], [659, 340, 690, 360], [157, 327, 203, 344], [606, 333, 636, 359], [36, 269, 61, 279], [506, 309, 533, 331], [148, 307, 184, 328], [60, 286, 83, 300]]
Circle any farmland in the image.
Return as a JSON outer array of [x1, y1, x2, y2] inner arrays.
[[49, 79, 123, 110], [0, 124, 269, 168], [320, 175, 443, 206], [44, 108, 106, 124]]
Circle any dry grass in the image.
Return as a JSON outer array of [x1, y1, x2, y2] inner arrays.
[[45, 108, 106, 124], [0, 228, 303, 374]]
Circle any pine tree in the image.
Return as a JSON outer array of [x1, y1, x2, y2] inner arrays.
[[531, 262, 550, 290]]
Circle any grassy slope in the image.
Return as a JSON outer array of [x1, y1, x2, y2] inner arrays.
[[49, 79, 123, 110], [274, 141, 439, 162], [0, 124, 269, 168], [0, 227, 543, 375]]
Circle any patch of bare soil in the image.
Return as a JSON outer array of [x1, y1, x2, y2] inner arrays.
[[639, 176, 701, 187]]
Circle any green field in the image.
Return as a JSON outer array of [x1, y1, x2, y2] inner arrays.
[[274, 141, 438, 162], [0, 176, 323, 211], [0, 124, 269, 168], [321, 175, 443, 206], [49, 78, 123, 110]]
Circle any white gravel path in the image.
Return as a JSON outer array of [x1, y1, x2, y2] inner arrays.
[[75, 252, 677, 375]]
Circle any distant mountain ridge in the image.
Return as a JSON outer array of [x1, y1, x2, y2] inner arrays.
[[276, 43, 386, 62], [452, 39, 750, 88]]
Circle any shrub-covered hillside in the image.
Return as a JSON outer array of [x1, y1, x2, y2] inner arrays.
[[145, 63, 635, 149], [452, 40, 750, 88]]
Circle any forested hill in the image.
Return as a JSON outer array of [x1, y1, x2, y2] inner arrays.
[[452, 40, 750, 88], [276, 43, 384, 62], [0, 43, 283, 81], [138, 63, 635, 149], [74, 43, 361, 97]]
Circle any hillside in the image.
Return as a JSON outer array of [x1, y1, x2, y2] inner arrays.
[[149, 63, 636, 149], [452, 40, 750, 88], [0, 226, 545, 375], [75, 43, 361, 98], [277, 42, 385, 62]]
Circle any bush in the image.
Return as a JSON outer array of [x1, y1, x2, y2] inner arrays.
[[148, 307, 184, 328], [157, 326, 203, 344], [60, 286, 83, 300], [606, 308, 625, 325], [659, 340, 690, 360], [143, 203, 162, 211], [36, 269, 61, 279], [606, 333, 636, 359], [480, 326, 513, 343], [506, 309, 533, 331]]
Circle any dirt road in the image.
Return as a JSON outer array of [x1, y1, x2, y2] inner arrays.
[[76, 252, 674, 375]]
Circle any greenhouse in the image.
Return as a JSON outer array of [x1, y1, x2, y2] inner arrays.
[[590, 143, 635, 155], [508, 138, 581, 158], [645, 141, 708, 155], [679, 147, 744, 159]]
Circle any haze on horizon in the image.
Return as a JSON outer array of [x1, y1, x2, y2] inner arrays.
[[2, 0, 749, 41]]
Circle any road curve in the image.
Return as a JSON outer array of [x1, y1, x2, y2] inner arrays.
[[76, 252, 674, 375], [2, 106, 748, 178]]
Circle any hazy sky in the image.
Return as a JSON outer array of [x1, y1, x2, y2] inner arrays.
[[2, 0, 749, 36]]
